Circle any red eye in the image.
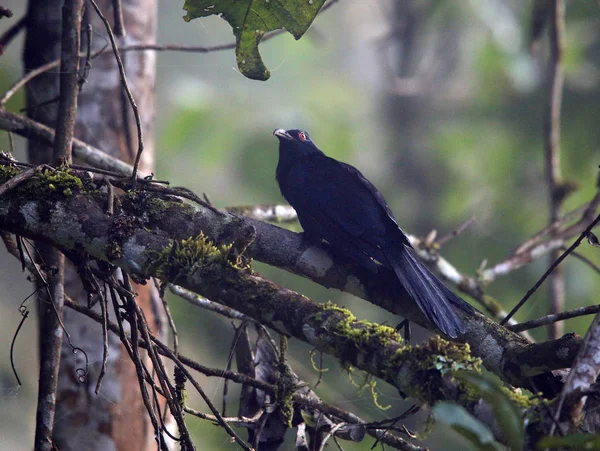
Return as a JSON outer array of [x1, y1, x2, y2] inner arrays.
[[298, 132, 307, 141]]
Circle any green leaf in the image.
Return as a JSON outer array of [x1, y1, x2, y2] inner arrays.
[[432, 402, 505, 451], [457, 372, 525, 451], [183, 0, 326, 80], [537, 433, 600, 449]]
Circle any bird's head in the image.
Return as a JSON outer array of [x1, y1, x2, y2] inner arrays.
[[273, 128, 325, 183], [273, 128, 323, 157]]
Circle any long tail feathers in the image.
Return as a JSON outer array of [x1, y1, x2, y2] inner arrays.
[[386, 244, 473, 338]]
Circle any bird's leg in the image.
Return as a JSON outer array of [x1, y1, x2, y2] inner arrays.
[[395, 319, 411, 342]]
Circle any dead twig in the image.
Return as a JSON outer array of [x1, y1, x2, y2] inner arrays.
[[88, 0, 144, 187], [549, 311, 600, 436], [509, 304, 600, 332], [501, 212, 600, 326], [436, 216, 476, 247], [0, 15, 26, 55], [0, 166, 39, 196]]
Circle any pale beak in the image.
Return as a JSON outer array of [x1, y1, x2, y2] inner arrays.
[[273, 129, 293, 140]]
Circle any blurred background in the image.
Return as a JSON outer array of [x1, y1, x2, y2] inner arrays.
[[0, 1, 599, 449]]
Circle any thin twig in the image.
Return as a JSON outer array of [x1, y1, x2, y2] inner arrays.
[[566, 248, 600, 275], [163, 342, 254, 451], [0, 109, 137, 174], [514, 202, 589, 254], [92, 278, 110, 395], [501, 212, 600, 325], [10, 300, 32, 385], [88, 0, 144, 186], [0, 166, 38, 196], [223, 322, 247, 417], [131, 295, 193, 449], [508, 304, 600, 332], [169, 284, 251, 321], [128, 301, 169, 450], [437, 216, 476, 247], [155, 280, 178, 355], [370, 404, 420, 450], [480, 190, 600, 283], [318, 423, 346, 451], [1, 46, 106, 106], [61, 295, 424, 450], [0, 15, 26, 56]]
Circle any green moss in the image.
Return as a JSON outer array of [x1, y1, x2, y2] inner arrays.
[[386, 336, 481, 403], [310, 304, 479, 405], [310, 301, 352, 326], [0, 163, 88, 197], [145, 196, 170, 218], [38, 168, 84, 192], [0, 163, 21, 182], [369, 380, 391, 410], [105, 241, 122, 260], [322, 304, 404, 351], [277, 362, 297, 427], [500, 386, 538, 409], [309, 303, 408, 381], [145, 232, 233, 282], [350, 371, 392, 410]]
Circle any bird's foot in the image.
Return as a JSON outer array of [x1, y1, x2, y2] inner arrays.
[[395, 319, 411, 342]]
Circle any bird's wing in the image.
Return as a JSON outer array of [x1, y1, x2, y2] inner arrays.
[[281, 156, 409, 248], [337, 162, 400, 228]]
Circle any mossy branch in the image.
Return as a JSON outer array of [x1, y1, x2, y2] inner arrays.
[[0, 163, 573, 393]]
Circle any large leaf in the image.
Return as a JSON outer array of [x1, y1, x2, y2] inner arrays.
[[183, 0, 327, 80], [458, 372, 525, 451], [433, 402, 505, 451]]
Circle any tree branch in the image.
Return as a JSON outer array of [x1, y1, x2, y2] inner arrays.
[[0, 109, 136, 174], [0, 165, 570, 391], [508, 305, 600, 333], [549, 312, 600, 436]]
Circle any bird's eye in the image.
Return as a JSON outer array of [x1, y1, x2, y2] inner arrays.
[[298, 131, 308, 141]]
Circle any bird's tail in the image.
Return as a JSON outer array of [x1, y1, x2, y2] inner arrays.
[[385, 243, 473, 338]]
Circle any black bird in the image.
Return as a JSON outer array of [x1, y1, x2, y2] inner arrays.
[[273, 128, 473, 338]]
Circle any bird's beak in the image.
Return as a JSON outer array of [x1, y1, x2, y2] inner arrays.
[[273, 129, 293, 140]]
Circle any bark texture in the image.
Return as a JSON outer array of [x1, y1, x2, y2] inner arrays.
[[23, 0, 159, 449]]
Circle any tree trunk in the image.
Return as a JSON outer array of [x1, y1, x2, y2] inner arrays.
[[23, 0, 161, 449]]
